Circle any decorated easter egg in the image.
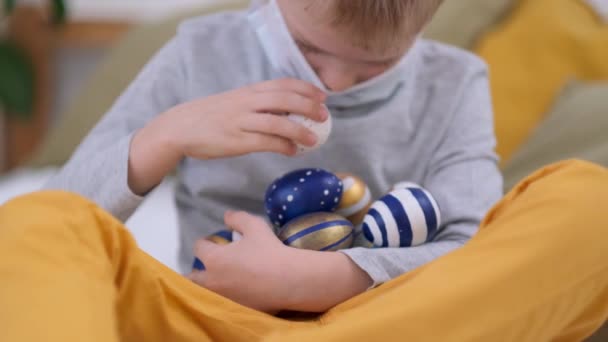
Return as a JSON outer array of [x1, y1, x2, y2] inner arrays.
[[392, 181, 423, 191], [335, 172, 373, 227], [362, 185, 441, 248], [353, 231, 375, 248], [287, 105, 332, 154], [192, 230, 243, 271], [265, 168, 343, 227], [192, 257, 206, 271], [278, 212, 354, 251], [205, 230, 242, 245]]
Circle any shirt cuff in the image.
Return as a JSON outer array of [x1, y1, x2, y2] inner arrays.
[[102, 133, 145, 221], [340, 247, 392, 289]]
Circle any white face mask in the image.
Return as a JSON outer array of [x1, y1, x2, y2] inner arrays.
[[247, 0, 418, 109]]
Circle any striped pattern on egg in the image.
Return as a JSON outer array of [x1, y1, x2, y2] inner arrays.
[[362, 185, 441, 248], [278, 212, 354, 251], [205, 230, 242, 245]]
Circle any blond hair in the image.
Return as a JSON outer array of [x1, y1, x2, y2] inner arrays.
[[326, 0, 443, 49]]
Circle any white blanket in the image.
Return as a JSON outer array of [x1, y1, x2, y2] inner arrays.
[[0, 168, 180, 272]]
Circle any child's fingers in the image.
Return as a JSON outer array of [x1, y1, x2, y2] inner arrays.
[[251, 78, 326, 101], [224, 211, 273, 236], [188, 270, 209, 287], [193, 238, 221, 264], [243, 113, 317, 147], [240, 131, 298, 156], [251, 91, 327, 122]]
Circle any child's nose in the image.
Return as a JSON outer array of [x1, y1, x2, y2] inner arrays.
[[317, 66, 358, 92]]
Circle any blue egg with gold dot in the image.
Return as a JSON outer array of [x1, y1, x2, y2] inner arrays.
[[278, 212, 354, 251], [192, 230, 242, 271], [265, 168, 343, 227]]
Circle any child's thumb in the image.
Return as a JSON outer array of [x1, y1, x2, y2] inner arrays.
[[224, 210, 273, 236]]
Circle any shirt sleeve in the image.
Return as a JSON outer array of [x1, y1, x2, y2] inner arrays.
[[44, 37, 187, 222], [340, 69, 504, 287]]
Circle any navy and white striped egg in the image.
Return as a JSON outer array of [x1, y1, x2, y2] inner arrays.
[[265, 168, 343, 227], [362, 184, 441, 248], [278, 212, 354, 251], [192, 230, 242, 271]]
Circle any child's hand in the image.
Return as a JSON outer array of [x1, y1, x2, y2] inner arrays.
[[188, 211, 297, 314], [188, 211, 373, 314], [166, 78, 327, 159], [129, 78, 327, 195]]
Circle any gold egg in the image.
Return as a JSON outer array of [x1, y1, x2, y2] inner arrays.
[[278, 212, 354, 251], [206, 230, 241, 245], [336, 173, 373, 226]]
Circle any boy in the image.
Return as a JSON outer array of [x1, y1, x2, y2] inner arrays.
[[50, 0, 504, 311], [2, 1, 607, 341]]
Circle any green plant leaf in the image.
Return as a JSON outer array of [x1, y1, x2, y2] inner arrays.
[[3, 0, 68, 24], [0, 40, 35, 120], [4, 0, 16, 13], [51, 0, 67, 25]]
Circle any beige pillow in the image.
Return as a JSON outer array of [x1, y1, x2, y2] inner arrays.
[[27, 1, 247, 167], [424, 0, 515, 48], [502, 82, 608, 190]]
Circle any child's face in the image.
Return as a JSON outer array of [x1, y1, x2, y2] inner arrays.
[[278, 0, 416, 92]]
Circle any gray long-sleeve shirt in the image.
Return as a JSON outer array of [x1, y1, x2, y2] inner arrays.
[[46, 11, 503, 286]]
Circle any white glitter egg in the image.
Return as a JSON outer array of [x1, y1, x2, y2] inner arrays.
[[287, 105, 332, 154]]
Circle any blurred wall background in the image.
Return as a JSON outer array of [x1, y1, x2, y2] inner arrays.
[[0, 1, 606, 339]]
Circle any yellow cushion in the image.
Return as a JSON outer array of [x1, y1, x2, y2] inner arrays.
[[476, 0, 608, 163], [502, 81, 608, 190]]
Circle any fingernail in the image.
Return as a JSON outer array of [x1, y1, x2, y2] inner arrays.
[[287, 144, 298, 157], [307, 132, 318, 146], [319, 106, 329, 121], [192, 257, 206, 271], [288, 144, 298, 156]]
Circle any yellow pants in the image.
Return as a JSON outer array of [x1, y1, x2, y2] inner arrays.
[[1, 160, 607, 342]]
